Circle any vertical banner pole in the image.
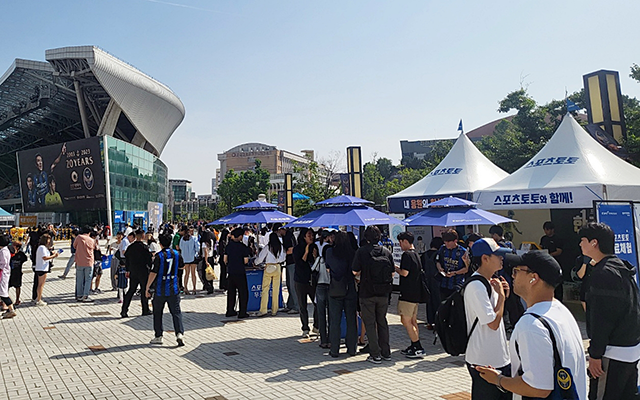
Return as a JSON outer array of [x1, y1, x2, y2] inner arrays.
[[284, 173, 293, 216]]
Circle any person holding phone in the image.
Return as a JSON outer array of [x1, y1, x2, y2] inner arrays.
[[35, 233, 58, 306]]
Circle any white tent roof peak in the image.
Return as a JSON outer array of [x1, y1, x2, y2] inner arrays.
[[475, 113, 640, 209], [388, 130, 509, 200]]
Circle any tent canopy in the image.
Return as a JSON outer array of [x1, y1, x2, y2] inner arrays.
[[0, 207, 14, 222], [475, 114, 640, 210], [387, 132, 508, 213]]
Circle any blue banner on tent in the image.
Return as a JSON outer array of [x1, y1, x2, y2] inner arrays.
[[597, 203, 639, 285]]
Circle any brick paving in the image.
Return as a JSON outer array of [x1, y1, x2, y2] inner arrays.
[[0, 243, 583, 400]]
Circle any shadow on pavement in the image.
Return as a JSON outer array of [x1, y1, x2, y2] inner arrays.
[[181, 335, 457, 382]]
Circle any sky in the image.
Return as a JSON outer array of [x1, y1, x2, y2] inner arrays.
[[3, 0, 640, 194]]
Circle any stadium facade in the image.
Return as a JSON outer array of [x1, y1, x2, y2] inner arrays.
[[0, 46, 184, 229]]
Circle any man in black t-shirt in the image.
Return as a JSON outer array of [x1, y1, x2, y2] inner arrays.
[[224, 228, 251, 318], [540, 221, 564, 301], [395, 232, 425, 358]]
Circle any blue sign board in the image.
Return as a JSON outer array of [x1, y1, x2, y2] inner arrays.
[[597, 203, 639, 285]]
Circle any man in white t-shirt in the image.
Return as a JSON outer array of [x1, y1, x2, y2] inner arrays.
[[477, 251, 587, 400], [464, 238, 512, 400]]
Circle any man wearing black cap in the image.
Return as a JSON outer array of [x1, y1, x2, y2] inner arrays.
[[476, 251, 587, 399], [464, 238, 512, 399], [579, 222, 640, 399]]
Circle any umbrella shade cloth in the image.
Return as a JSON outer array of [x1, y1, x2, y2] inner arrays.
[[208, 209, 294, 225], [405, 207, 516, 227], [290, 205, 406, 228], [427, 196, 478, 208], [234, 200, 277, 210], [316, 195, 373, 206], [292, 192, 310, 200]]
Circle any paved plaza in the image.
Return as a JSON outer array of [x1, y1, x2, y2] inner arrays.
[[0, 242, 588, 400]]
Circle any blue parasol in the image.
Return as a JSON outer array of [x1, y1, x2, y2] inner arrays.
[[292, 192, 310, 201], [316, 195, 373, 207], [289, 205, 406, 228], [404, 207, 516, 227], [426, 196, 478, 208], [208, 209, 294, 225]]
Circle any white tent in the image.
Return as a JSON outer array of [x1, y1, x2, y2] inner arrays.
[[387, 132, 509, 213], [475, 114, 640, 210]]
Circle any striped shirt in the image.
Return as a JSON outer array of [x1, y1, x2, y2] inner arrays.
[[152, 248, 184, 297]]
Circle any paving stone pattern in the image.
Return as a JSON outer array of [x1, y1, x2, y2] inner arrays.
[[0, 241, 585, 400]]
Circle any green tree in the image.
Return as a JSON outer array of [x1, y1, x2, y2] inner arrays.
[[478, 88, 586, 172], [292, 154, 341, 216], [198, 206, 216, 221], [216, 160, 270, 215]]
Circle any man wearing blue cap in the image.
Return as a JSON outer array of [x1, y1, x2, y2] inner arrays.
[[464, 238, 512, 399]]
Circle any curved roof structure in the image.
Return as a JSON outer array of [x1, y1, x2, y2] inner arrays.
[[0, 45, 185, 189]]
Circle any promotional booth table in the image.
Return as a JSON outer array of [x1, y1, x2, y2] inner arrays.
[[246, 269, 284, 312]]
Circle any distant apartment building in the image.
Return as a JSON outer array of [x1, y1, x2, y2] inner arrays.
[[217, 143, 314, 196]]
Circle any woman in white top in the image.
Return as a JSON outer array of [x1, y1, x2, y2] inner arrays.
[[178, 227, 200, 295], [35, 233, 59, 306], [255, 232, 286, 317]]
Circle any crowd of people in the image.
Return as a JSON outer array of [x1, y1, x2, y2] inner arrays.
[[0, 220, 638, 399]]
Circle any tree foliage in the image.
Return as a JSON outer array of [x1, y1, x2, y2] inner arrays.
[[477, 88, 587, 173], [292, 152, 342, 216], [216, 160, 270, 215]]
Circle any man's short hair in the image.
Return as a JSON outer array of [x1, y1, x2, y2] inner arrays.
[[81, 225, 92, 234], [231, 228, 244, 239], [363, 226, 381, 244], [397, 231, 414, 244], [135, 229, 145, 236], [159, 234, 172, 248], [543, 221, 555, 231], [488, 225, 504, 236], [578, 222, 615, 254], [430, 237, 444, 249], [442, 229, 458, 242], [127, 232, 135, 238]]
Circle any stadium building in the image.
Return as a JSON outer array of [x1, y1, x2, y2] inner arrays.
[[0, 46, 185, 229]]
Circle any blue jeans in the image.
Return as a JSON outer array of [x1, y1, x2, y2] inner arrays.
[[75, 266, 93, 298], [328, 282, 358, 356], [153, 295, 184, 338], [315, 284, 329, 344], [285, 264, 299, 311], [63, 254, 75, 277]]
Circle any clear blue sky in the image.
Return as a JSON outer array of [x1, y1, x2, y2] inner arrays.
[[3, 0, 640, 194]]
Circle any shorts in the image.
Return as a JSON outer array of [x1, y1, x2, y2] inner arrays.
[[34, 270, 47, 277], [93, 262, 103, 277], [398, 300, 418, 317], [9, 270, 22, 288]]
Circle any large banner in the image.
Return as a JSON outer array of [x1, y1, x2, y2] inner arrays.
[[147, 202, 163, 231], [17, 137, 106, 212], [596, 202, 639, 273]]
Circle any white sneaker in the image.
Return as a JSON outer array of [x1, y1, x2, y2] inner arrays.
[[82, 297, 94, 303], [150, 336, 163, 345], [302, 330, 310, 339], [176, 333, 184, 347], [35, 300, 47, 307]]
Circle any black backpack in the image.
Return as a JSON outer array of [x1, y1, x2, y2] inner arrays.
[[367, 245, 394, 296], [434, 275, 492, 356]]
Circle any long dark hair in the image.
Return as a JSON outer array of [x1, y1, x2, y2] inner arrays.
[[332, 231, 355, 262], [268, 231, 282, 257]]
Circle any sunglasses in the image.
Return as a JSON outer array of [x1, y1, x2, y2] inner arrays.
[[512, 267, 534, 277]]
